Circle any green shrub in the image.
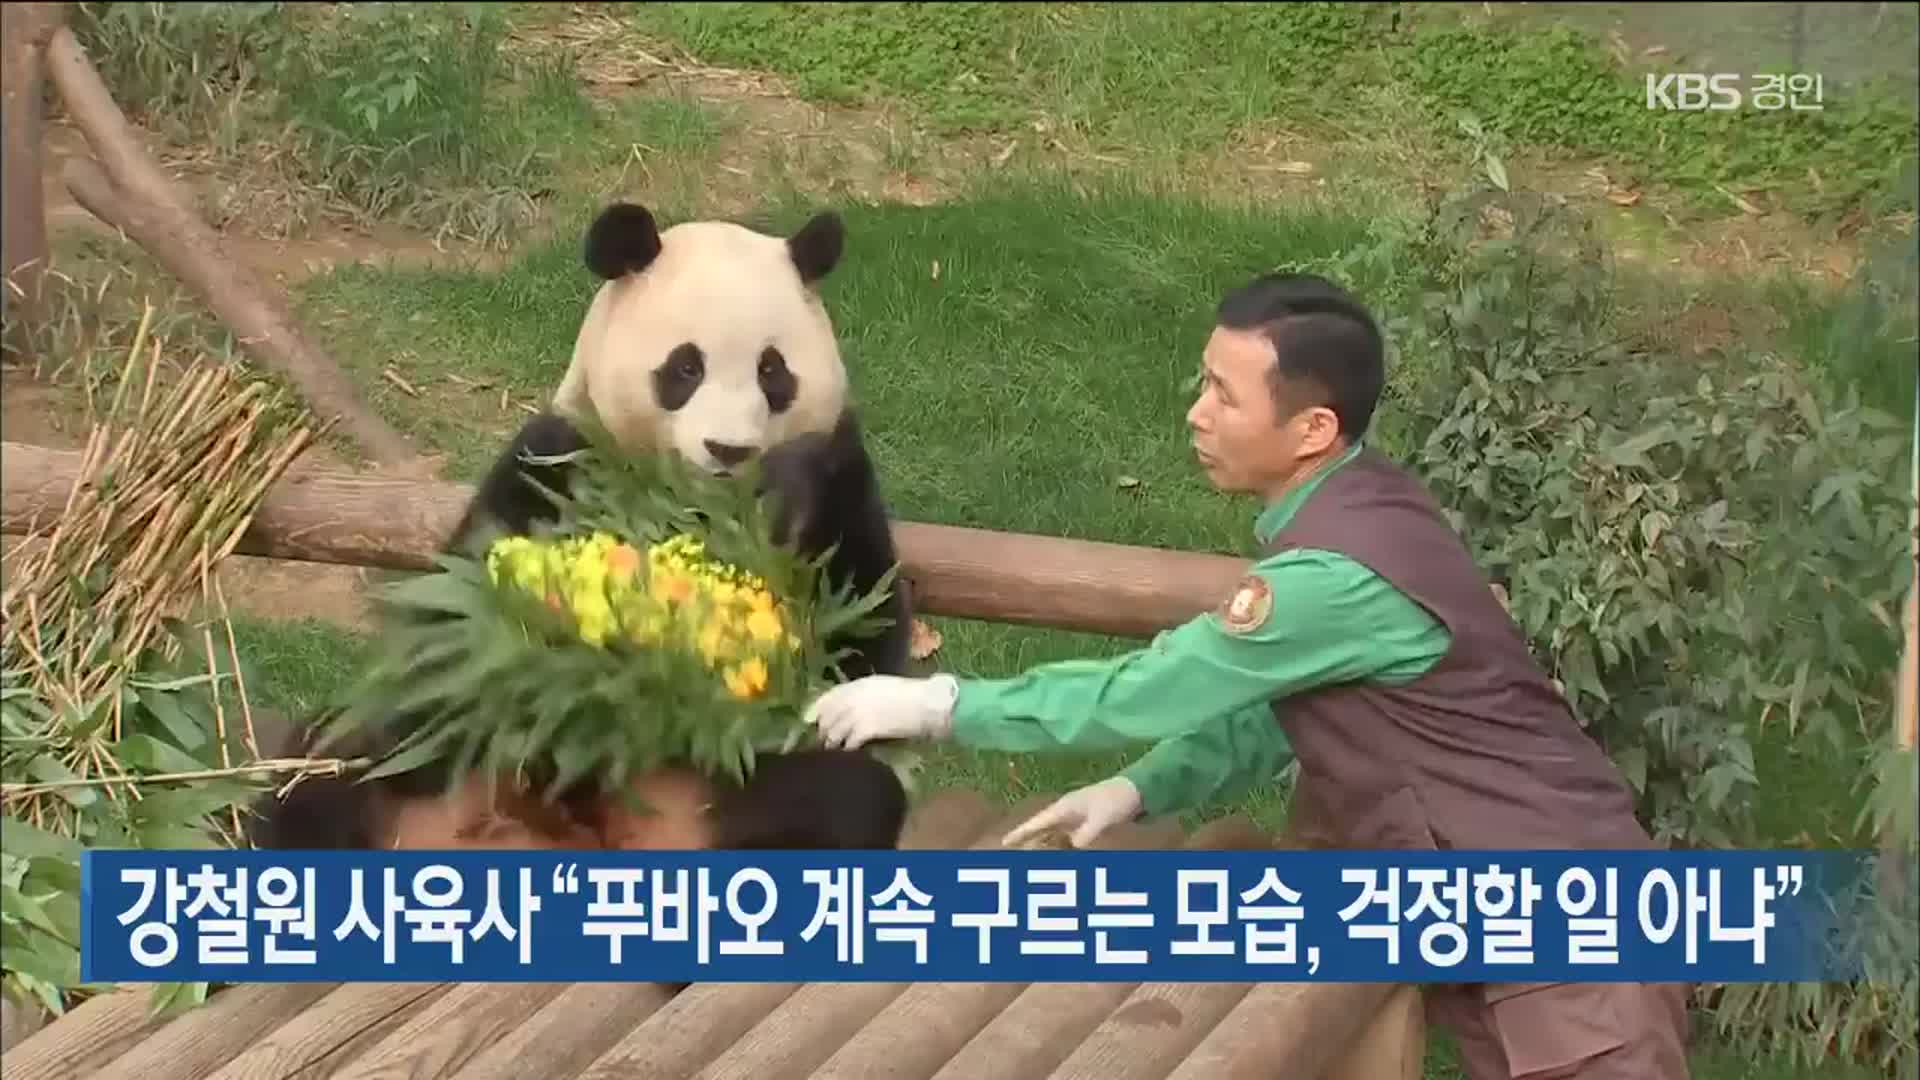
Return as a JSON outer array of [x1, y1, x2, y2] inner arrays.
[[69, 1, 294, 141], [1376, 148, 1915, 1072], [1392, 156, 1912, 852]]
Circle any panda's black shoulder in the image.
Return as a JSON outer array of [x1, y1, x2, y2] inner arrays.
[[710, 747, 909, 850], [446, 412, 592, 555], [245, 770, 381, 849], [241, 706, 392, 850]]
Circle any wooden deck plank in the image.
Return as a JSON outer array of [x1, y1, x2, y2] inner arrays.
[[199, 982, 450, 1080], [1044, 814, 1279, 1080], [1162, 981, 1403, 1080], [807, 817, 1188, 1080], [925, 812, 1274, 1080], [14, 792, 1423, 1080], [574, 983, 800, 1080], [446, 983, 674, 1080], [89, 982, 340, 1080], [571, 787, 1001, 1080], [815, 981, 1030, 1080], [1043, 981, 1257, 1080], [328, 982, 570, 1080], [2, 986, 176, 1080], [693, 794, 1056, 1080], [930, 980, 1139, 1080]]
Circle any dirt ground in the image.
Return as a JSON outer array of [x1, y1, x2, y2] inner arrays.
[[0, 9, 1892, 633]]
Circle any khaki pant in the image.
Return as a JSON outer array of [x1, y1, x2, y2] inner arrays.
[[1280, 784, 1691, 1080], [1427, 979, 1691, 1079]]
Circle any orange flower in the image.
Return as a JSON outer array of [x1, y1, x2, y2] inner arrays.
[[606, 543, 641, 582]]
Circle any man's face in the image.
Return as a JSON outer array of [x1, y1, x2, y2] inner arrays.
[[1185, 326, 1338, 498]]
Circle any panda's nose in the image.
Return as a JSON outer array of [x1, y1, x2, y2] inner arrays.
[[704, 440, 754, 468]]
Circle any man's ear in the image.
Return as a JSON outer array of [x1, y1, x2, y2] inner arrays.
[[1296, 405, 1344, 456]]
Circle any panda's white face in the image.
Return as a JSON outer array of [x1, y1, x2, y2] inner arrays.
[[557, 212, 850, 476]]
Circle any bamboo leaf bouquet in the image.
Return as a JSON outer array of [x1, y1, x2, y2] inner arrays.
[[318, 420, 909, 804]]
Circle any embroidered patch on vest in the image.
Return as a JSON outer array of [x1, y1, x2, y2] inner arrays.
[[1217, 575, 1272, 635]]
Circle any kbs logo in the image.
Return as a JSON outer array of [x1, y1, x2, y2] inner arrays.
[[1645, 73, 1743, 111], [1645, 73, 1826, 112]]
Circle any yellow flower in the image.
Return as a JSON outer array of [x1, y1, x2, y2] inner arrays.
[[487, 535, 544, 588], [577, 604, 613, 647], [570, 556, 608, 599], [485, 527, 811, 690], [573, 577, 612, 616], [724, 657, 769, 700], [697, 621, 730, 665], [745, 607, 783, 645], [515, 561, 546, 595]]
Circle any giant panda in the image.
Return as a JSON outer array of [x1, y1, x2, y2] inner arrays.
[[247, 200, 914, 855]]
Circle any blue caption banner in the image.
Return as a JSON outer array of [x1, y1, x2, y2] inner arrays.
[[81, 849, 1877, 985]]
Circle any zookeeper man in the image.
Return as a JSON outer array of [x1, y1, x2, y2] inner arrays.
[[802, 272, 1693, 1080]]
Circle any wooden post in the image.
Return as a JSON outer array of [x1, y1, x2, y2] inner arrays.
[[0, 2, 67, 365], [0, 8, 69, 1012]]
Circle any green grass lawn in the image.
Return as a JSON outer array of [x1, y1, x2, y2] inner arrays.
[[626, 1, 1919, 223]]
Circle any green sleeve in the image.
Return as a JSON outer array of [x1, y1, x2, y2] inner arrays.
[[1118, 701, 1296, 820], [947, 548, 1452, 754]]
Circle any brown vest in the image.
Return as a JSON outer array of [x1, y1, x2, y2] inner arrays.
[[1269, 447, 1656, 852]]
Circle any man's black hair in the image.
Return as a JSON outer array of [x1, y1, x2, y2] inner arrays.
[[1214, 271, 1385, 440]]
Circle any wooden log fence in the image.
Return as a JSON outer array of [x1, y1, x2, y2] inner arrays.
[[0, 440, 1255, 639]]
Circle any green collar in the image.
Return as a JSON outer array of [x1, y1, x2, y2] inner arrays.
[[1254, 440, 1363, 544]]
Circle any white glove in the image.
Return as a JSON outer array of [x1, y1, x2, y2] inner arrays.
[[804, 673, 959, 750], [1001, 776, 1145, 849]]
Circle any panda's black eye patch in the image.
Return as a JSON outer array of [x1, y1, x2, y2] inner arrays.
[[654, 342, 705, 412], [758, 346, 797, 414]]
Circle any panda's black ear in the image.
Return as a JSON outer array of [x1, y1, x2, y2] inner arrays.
[[787, 211, 844, 285], [585, 202, 662, 280]]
